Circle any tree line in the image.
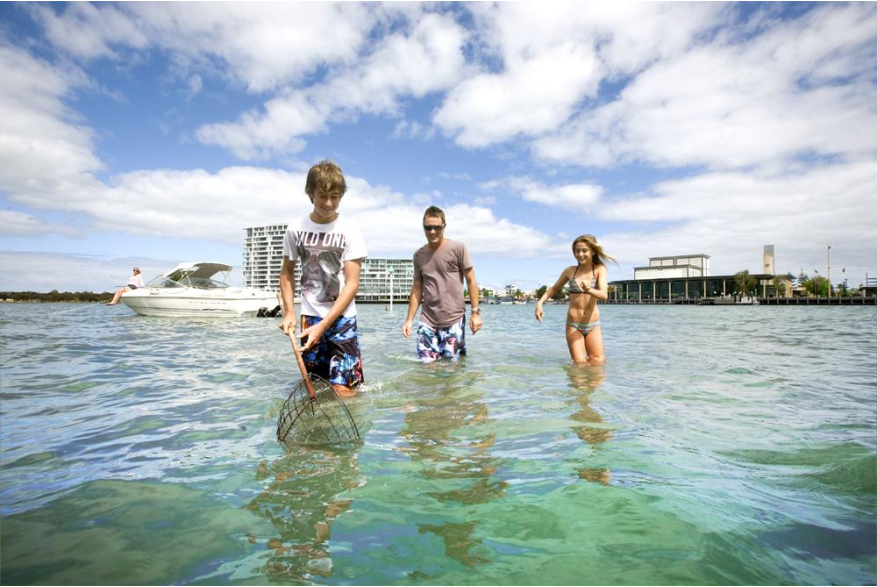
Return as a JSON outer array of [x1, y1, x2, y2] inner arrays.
[[735, 270, 854, 297], [1, 290, 114, 302]]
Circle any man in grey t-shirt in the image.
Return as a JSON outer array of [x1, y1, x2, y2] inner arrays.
[[402, 206, 482, 362]]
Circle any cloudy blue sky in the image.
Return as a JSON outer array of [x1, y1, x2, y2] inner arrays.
[[1, 2, 875, 293]]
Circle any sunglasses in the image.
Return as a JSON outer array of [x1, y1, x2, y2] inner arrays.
[[423, 224, 445, 232]]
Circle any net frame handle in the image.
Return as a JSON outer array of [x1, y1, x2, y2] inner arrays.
[[288, 332, 317, 400]]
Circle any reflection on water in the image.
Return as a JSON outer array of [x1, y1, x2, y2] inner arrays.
[[246, 446, 361, 581], [417, 520, 491, 568], [396, 365, 504, 568], [566, 364, 613, 484]]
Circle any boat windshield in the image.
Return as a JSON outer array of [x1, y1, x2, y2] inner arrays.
[[148, 270, 230, 289], [147, 275, 183, 288]]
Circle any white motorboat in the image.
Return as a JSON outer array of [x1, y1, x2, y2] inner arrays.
[[121, 262, 278, 317]]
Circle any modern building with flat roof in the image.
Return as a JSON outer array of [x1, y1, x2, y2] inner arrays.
[[610, 248, 779, 301], [243, 225, 413, 301], [243, 224, 287, 292], [633, 254, 710, 280], [610, 273, 777, 302], [357, 257, 415, 302]]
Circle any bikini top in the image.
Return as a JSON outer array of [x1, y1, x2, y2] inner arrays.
[[568, 265, 597, 295]]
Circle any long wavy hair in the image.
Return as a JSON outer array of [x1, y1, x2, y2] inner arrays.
[[572, 234, 616, 266]]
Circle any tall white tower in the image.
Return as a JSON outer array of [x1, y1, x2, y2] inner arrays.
[[763, 245, 775, 275]]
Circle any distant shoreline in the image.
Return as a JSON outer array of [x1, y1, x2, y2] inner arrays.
[[1, 299, 110, 304], [3, 292, 874, 307], [1, 292, 113, 303], [602, 297, 876, 306]]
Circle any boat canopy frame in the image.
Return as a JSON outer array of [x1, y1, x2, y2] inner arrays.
[[146, 262, 233, 290]]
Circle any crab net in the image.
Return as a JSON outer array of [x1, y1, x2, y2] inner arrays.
[[277, 375, 361, 446]]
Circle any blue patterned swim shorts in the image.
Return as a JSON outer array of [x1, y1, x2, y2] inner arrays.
[[416, 316, 467, 363], [301, 315, 364, 388]]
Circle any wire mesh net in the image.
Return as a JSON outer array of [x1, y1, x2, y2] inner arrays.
[[277, 375, 361, 446]]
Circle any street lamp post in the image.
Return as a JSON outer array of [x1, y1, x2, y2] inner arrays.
[[388, 266, 395, 312], [827, 245, 832, 299]]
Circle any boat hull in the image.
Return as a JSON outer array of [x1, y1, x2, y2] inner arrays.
[[121, 289, 277, 317]]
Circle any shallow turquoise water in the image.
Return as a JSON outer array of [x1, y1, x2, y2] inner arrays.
[[1, 302, 875, 585]]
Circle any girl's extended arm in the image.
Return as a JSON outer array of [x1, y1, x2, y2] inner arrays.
[[535, 268, 570, 322]]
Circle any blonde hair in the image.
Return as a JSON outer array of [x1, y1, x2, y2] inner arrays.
[[572, 234, 616, 266], [305, 160, 347, 197]]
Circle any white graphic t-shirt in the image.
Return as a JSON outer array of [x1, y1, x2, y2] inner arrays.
[[282, 215, 368, 318]]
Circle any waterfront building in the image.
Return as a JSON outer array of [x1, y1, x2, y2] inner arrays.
[[611, 250, 780, 301], [633, 254, 710, 280], [243, 225, 413, 301]]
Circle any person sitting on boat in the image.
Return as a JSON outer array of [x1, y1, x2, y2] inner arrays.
[[107, 267, 144, 305]]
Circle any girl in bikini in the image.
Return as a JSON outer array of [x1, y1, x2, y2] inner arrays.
[[535, 234, 615, 366]]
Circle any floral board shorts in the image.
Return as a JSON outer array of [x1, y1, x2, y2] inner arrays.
[[416, 316, 467, 363], [301, 315, 364, 388]]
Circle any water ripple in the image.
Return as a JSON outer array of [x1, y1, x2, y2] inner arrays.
[[1, 302, 875, 585]]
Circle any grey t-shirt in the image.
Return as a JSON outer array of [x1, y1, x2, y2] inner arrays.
[[413, 239, 473, 328]]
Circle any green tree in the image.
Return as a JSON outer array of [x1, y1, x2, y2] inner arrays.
[[733, 270, 757, 296], [803, 276, 829, 297], [1, 290, 113, 302], [535, 285, 547, 300]]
